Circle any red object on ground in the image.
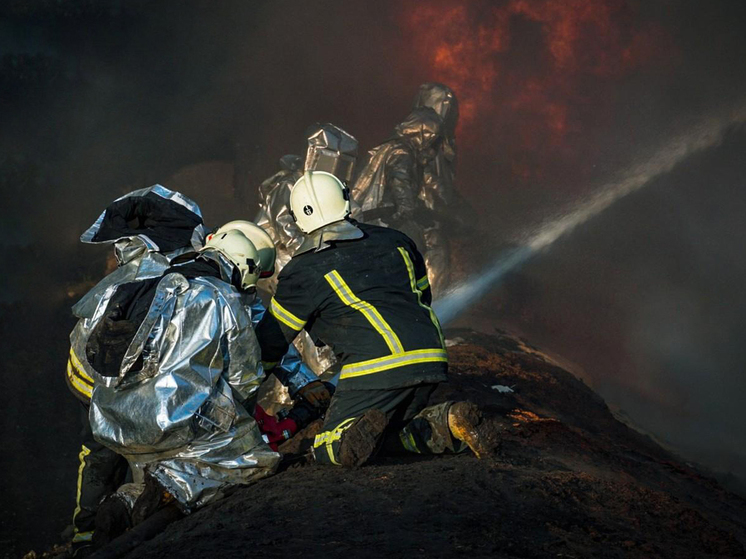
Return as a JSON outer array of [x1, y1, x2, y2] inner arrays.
[[253, 405, 298, 451]]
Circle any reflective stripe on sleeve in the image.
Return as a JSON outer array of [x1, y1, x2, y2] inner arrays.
[[69, 348, 94, 383], [324, 270, 404, 354], [416, 275, 430, 291], [398, 247, 445, 348], [339, 348, 447, 379], [269, 297, 307, 331], [72, 531, 94, 543], [67, 359, 93, 399]]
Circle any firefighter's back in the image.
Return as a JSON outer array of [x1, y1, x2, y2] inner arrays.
[[278, 222, 447, 390]]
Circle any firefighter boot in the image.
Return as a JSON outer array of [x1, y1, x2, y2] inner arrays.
[[447, 401, 487, 459], [338, 409, 389, 467], [131, 475, 174, 526], [92, 493, 132, 549]]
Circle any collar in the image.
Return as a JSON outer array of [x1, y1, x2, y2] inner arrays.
[[294, 219, 364, 256]]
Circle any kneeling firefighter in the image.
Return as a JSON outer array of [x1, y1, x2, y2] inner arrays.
[[208, 220, 333, 443], [87, 229, 282, 534], [255, 171, 487, 467], [66, 185, 207, 552]]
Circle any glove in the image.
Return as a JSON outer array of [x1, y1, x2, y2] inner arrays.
[[297, 380, 332, 408], [253, 404, 298, 451]]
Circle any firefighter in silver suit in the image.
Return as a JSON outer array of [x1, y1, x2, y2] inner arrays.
[[66, 185, 207, 553], [412, 83, 459, 295], [208, 220, 330, 414], [352, 83, 460, 296], [255, 123, 359, 380], [255, 154, 305, 288], [87, 231, 281, 528]]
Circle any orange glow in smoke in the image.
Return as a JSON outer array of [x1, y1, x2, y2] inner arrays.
[[403, 0, 674, 172]]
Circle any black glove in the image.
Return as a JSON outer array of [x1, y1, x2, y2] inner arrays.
[[297, 380, 332, 408]]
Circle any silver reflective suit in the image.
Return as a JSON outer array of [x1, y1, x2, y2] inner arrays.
[[89, 251, 281, 512], [67, 185, 207, 543], [413, 83, 459, 295], [255, 154, 304, 286], [352, 84, 459, 296], [255, 124, 359, 383], [69, 186, 207, 401]]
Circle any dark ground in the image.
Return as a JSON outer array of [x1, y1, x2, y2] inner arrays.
[[35, 328, 743, 559]]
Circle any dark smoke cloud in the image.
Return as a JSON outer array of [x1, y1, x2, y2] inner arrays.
[[1, 0, 746, 552]]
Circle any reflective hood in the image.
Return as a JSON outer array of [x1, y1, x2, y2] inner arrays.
[[305, 123, 359, 183]]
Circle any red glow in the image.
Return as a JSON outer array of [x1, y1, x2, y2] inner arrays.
[[402, 0, 675, 181]]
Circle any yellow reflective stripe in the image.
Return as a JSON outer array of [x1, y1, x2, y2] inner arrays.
[[72, 445, 92, 533], [67, 360, 92, 399], [313, 417, 357, 466], [340, 348, 447, 379], [417, 275, 430, 291], [69, 347, 94, 383], [324, 270, 404, 354], [398, 247, 445, 348], [269, 297, 306, 331], [313, 418, 357, 447], [399, 429, 421, 454], [326, 442, 339, 465], [72, 531, 93, 543]]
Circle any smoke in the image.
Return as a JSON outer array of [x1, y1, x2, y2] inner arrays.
[[401, 0, 677, 183], [435, 101, 746, 325], [3, 1, 746, 552]]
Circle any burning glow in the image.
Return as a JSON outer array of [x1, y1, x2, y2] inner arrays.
[[403, 0, 674, 168]]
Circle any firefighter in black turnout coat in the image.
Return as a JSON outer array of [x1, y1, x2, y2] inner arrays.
[[256, 171, 486, 466]]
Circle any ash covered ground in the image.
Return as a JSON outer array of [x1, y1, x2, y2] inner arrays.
[[54, 329, 743, 559]]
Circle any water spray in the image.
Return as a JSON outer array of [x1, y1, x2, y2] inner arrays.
[[434, 104, 746, 326]]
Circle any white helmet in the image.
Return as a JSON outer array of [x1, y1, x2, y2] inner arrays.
[[289, 171, 350, 234], [209, 220, 276, 277], [201, 229, 261, 289]]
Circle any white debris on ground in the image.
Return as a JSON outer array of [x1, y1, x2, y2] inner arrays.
[[492, 385, 515, 393], [444, 337, 465, 347]]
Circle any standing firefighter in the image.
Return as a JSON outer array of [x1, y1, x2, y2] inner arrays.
[[255, 154, 305, 284], [412, 82, 459, 294], [66, 185, 207, 553], [351, 83, 460, 296], [256, 171, 486, 467]]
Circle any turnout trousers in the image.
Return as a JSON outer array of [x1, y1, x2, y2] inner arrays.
[[313, 384, 467, 465], [72, 403, 128, 544]]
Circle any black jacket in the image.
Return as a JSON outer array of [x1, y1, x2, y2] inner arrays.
[[255, 222, 447, 390]]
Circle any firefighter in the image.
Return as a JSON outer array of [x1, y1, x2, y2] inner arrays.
[[255, 124, 359, 410], [411, 83, 460, 295], [255, 153, 305, 284], [66, 185, 207, 554], [351, 106, 448, 294], [208, 220, 329, 410], [87, 230, 280, 540], [68, 193, 326, 554], [255, 171, 487, 467]]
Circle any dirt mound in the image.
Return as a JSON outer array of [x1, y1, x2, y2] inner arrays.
[[83, 330, 746, 557]]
